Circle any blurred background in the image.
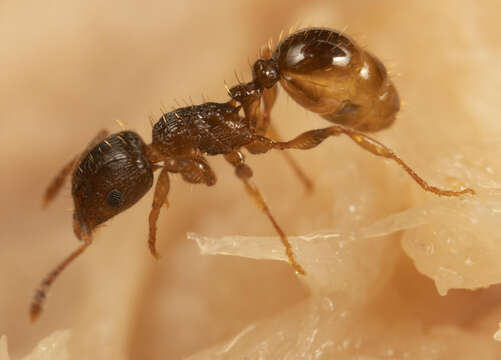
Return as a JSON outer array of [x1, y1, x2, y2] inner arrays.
[[1, 0, 500, 359]]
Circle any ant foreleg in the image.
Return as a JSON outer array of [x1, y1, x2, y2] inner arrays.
[[224, 151, 306, 275], [148, 156, 216, 258], [253, 126, 475, 197], [43, 129, 109, 207], [148, 167, 170, 258]]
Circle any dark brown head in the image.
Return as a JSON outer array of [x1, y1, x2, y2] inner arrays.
[[71, 131, 153, 240]]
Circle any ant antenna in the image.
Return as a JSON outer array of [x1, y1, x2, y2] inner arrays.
[[30, 240, 92, 322]]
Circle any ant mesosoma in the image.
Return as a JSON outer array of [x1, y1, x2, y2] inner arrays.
[[32, 27, 475, 321]]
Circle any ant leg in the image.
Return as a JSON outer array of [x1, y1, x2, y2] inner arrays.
[[148, 166, 170, 259], [43, 129, 109, 207], [258, 86, 277, 134], [30, 240, 92, 322], [257, 85, 314, 192], [148, 156, 216, 257], [253, 126, 475, 197], [224, 151, 306, 275], [267, 125, 314, 192], [179, 157, 217, 186]]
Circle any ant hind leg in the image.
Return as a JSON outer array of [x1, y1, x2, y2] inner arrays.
[[224, 151, 306, 275], [253, 125, 475, 197]]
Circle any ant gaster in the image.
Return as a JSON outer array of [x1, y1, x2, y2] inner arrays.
[[32, 27, 475, 321]]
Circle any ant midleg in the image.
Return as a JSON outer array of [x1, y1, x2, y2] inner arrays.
[[224, 151, 306, 275], [148, 166, 170, 258], [251, 125, 475, 197], [179, 157, 217, 186]]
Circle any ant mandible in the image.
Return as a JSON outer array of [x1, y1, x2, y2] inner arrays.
[[31, 27, 475, 321]]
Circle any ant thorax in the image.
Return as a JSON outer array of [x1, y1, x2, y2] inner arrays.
[[151, 102, 254, 157]]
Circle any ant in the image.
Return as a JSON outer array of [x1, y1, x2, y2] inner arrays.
[[31, 27, 475, 322]]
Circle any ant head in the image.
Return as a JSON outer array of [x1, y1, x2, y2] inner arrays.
[[253, 59, 279, 89], [71, 131, 153, 240]]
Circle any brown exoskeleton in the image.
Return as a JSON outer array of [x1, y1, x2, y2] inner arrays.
[[32, 27, 474, 321]]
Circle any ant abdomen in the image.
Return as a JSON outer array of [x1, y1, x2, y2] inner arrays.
[[72, 131, 153, 240], [272, 28, 400, 132]]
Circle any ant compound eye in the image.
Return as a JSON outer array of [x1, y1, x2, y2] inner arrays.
[[107, 189, 123, 207]]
